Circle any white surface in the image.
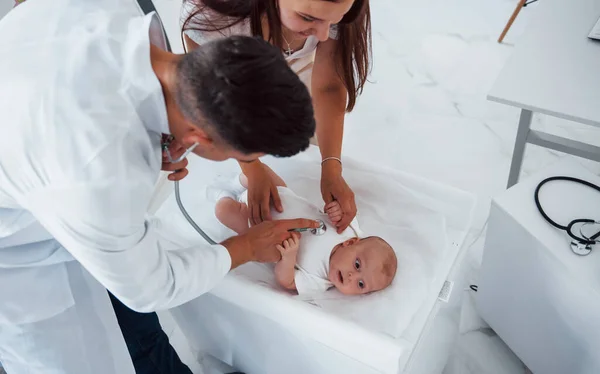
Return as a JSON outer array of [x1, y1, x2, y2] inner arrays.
[[155, 146, 475, 374], [488, 0, 600, 127], [477, 159, 600, 374], [500, 162, 600, 283], [5, 0, 600, 373], [0, 262, 135, 374], [0, 1, 11, 20], [589, 15, 600, 39]]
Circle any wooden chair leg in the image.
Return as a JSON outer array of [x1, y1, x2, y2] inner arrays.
[[498, 0, 527, 43]]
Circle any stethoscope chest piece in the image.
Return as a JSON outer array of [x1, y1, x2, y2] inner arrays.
[[288, 219, 327, 236], [570, 241, 593, 256], [312, 219, 327, 235], [535, 176, 600, 257]]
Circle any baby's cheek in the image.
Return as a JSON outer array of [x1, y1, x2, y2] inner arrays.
[[335, 284, 352, 295], [334, 283, 361, 296]]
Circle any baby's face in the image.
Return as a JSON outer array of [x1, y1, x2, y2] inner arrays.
[[328, 237, 396, 295]]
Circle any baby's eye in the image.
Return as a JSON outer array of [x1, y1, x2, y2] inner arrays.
[[358, 280, 365, 289], [300, 15, 315, 22], [354, 259, 361, 270]]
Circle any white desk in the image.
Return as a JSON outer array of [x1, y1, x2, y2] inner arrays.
[[476, 160, 600, 374], [488, 0, 600, 188]]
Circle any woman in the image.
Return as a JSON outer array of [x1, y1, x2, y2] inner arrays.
[[181, 0, 371, 234]]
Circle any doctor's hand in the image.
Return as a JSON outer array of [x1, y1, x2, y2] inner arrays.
[[162, 137, 189, 181], [221, 219, 319, 269], [321, 161, 357, 234], [240, 160, 284, 226]]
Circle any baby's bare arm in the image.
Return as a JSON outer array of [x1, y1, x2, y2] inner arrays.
[[274, 234, 299, 291]]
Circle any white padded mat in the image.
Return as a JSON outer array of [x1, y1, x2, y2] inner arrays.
[[155, 146, 476, 339]]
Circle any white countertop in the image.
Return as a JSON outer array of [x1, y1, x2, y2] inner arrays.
[[496, 159, 600, 290], [488, 0, 600, 127]]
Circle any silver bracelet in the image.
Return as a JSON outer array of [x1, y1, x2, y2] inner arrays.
[[321, 156, 342, 166]]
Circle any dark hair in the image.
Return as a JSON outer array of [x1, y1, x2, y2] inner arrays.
[[175, 36, 315, 157], [182, 0, 372, 111]]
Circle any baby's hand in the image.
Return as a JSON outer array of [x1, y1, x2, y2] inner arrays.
[[325, 201, 343, 225], [276, 232, 300, 259]]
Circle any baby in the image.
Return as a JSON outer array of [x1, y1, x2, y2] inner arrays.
[[211, 173, 397, 296]]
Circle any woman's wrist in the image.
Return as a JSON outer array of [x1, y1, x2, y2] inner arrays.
[[321, 157, 342, 175], [239, 159, 263, 175], [321, 156, 342, 166]]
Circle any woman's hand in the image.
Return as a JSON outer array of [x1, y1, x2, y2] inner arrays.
[[243, 161, 284, 226], [321, 161, 357, 233]]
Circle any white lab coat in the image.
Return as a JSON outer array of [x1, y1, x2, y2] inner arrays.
[[0, 0, 231, 372]]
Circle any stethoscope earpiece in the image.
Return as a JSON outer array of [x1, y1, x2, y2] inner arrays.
[[163, 136, 199, 164]]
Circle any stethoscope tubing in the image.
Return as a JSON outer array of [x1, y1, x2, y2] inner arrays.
[[535, 176, 600, 249]]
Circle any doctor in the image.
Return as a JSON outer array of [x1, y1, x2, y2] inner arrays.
[[0, 0, 318, 373]]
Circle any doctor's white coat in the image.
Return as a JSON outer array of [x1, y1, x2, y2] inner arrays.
[[0, 0, 231, 372]]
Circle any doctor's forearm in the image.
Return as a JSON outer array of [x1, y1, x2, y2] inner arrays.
[[313, 88, 346, 160]]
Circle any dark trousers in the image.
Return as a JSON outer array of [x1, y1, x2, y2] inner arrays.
[[109, 293, 193, 374], [109, 293, 244, 374]]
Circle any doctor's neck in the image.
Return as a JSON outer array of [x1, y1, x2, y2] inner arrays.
[[150, 44, 181, 90], [149, 44, 231, 157], [149, 44, 189, 134], [149, 44, 214, 153], [148, 43, 261, 161]]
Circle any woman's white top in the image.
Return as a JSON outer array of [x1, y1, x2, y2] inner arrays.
[[180, 1, 337, 92]]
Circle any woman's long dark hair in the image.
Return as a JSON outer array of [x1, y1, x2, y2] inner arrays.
[[182, 0, 371, 112]]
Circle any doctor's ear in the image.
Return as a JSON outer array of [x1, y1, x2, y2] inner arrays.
[[182, 129, 213, 147]]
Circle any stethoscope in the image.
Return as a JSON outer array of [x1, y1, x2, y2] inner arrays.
[[534, 176, 600, 256], [162, 137, 326, 245]]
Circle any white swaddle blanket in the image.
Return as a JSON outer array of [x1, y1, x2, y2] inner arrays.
[[155, 146, 476, 339]]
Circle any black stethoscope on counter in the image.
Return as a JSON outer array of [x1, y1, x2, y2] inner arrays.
[[535, 176, 600, 256]]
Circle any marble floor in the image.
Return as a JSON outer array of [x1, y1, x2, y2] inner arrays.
[[3, 0, 600, 373]]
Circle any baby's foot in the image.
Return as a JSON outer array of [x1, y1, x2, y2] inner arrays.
[[215, 198, 250, 234]]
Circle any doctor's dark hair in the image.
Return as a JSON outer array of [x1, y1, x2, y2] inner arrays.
[[175, 36, 315, 157]]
